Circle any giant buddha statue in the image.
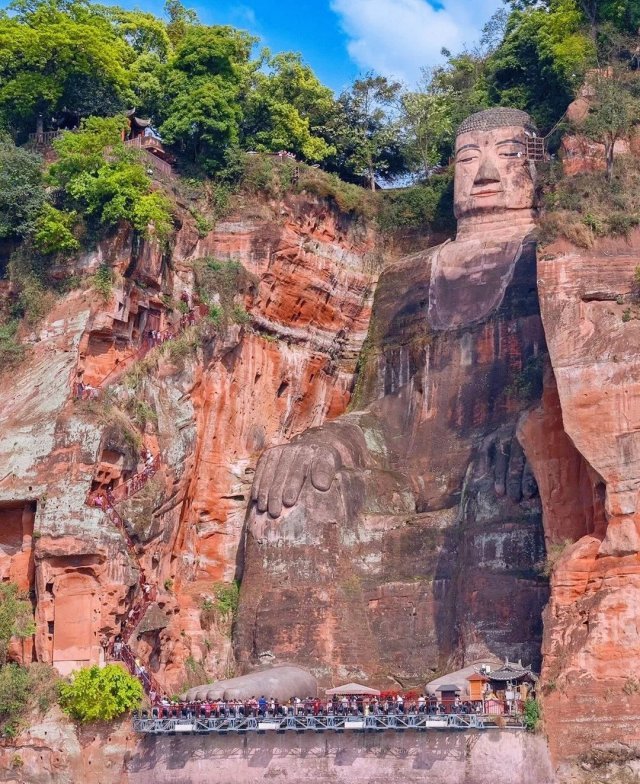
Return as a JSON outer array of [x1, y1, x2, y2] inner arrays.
[[235, 108, 549, 683]]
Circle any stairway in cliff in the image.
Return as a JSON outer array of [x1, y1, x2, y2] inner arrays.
[[88, 456, 165, 694]]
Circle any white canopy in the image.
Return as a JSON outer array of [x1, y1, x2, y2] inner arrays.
[[325, 682, 381, 696]]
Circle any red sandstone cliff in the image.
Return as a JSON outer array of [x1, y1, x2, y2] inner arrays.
[[520, 231, 640, 763], [4, 180, 640, 783], [0, 194, 381, 693]]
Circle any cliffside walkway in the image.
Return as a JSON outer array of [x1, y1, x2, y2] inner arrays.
[[132, 712, 505, 735], [75, 307, 202, 397], [90, 455, 167, 697], [115, 640, 163, 698]]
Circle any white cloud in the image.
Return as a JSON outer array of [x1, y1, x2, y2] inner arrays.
[[330, 0, 503, 85], [229, 5, 258, 28]]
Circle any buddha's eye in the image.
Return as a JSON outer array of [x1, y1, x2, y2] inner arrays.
[[499, 148, 524, 159], [456, 154, 479, 164]]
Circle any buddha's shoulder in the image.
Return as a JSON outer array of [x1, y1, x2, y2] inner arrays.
[[377, 244, 438, 293], [371, 245, 440, 335]]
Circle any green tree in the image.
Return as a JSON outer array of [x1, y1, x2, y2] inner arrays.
[[0, 662, 61, 738], [523, 697, 541, 731], [0, 0, 134, 140], [0, 583, 35, 666], [330, 73, 406, 189], [105, 6, 173, 119], [160, 76, 244, 170], [582, 70, 640, 180], [0, 135, 45, 240], [400, 82, 454, 178], [32, 204, 78, 255], [164, 0, 197, 48], [49, 115, 174, 241], [242, 52, 337, 161], [159, 25, 255, 171], [485, 1, 595, 129], [58, 664, 143, 722]]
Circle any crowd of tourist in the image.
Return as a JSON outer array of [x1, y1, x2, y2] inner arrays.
[[145, 694, 474, 720]]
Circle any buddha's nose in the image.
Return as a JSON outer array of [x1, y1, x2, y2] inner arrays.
[[473, 157, 501, 186]]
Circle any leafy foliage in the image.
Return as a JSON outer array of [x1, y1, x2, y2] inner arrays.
[[377, 174, 455, 235], [32, 204, 79, 255], [0, 136, 46, 241], [58, 664, 143, 722], [243, 52, 336, 162], [0, 0, 134, 140], [91, 264, 114, 302], [582, 70, 640, 179], [540, 152, 640, 246], [0, 583, 35, 667], [400, 86, 454, 180], [0, 664, 30, 737], [193, 257, 257, 325], [0, 661, 60, 738], [329, 74, 406, 188], [158, 25, 254, 172], [0, 320, 25, 368], [523, 698, 541, 731], [213, 580, 240, 617], [49, 116, 174, 242]]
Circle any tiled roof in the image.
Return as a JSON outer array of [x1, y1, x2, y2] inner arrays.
[[489, 662, 538, 682]]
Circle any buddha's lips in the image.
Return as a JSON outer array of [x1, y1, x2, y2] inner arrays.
[[471, 189, 503, 197]]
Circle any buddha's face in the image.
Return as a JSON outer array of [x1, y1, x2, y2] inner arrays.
[[454, 125, 535, 220]]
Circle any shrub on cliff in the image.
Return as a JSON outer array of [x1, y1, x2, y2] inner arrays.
[[0, 320, 24, 368], [0, 664, 30, 738], [523, 698, 541, 731], [0, 583, 35, 667], [377, 173, 455, 235], [58, 664, 143, 723], [540, 153, 640, 247], [0, 663, 59, 739]]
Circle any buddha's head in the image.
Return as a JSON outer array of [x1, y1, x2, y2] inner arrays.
[[454, 108, 538, 224]]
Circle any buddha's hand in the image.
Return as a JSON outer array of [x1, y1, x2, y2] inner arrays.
[[250, 439, 343, 519], [483, 430, 537, 503]]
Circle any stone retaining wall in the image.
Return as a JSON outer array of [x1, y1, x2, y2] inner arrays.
[[128, 729, 553, 784]]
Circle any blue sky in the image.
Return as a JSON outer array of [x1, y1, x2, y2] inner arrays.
[[1, 0, 503, 91]]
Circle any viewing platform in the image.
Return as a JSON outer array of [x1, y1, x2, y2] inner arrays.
[[132, 711, 524, 736]]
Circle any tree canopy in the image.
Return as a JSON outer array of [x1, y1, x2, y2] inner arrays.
[[0, 0, 638, 179], [58, 663, 143, 722]]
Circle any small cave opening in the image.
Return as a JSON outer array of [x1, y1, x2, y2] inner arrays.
[[0, 500, 36, 592], [276, 380, 290, 398]]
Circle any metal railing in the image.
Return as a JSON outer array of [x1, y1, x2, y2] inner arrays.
[[106, 455, 160, 505], [113, 641, 162, 697], [124, 137, 172, 176], [525, 136, 546, 161], [27, 130, 62, 147], [132, 712, 492, 735]]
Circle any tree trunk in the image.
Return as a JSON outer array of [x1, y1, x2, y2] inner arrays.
[[605, 139, 615, 181]]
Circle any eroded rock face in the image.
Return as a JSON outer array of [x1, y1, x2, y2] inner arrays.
[[236, 109, 549, 685], [0, 194, 379, 693], [531, 232, 640, 761]]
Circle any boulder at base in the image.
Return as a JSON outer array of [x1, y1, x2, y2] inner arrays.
[[183, 665, 317, 701]]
